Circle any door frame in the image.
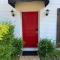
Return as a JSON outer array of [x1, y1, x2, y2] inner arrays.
[[21, 11, 40, 51]]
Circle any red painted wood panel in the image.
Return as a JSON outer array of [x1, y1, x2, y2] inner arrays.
[[22, 12, 38, 48]]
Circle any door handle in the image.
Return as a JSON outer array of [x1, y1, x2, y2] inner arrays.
[[36, 28, 38, 31]]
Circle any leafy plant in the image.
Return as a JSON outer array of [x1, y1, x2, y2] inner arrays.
[[38, 39, 55, 60], [0, 23, 14, 60], [12, 38, 22, 56], [0, 22, 22, 60], [51, 50, 60, 60]]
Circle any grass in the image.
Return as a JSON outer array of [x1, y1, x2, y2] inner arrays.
[[53, 49, 60, 60], [11, 55, 20, 60], [40, 49, 60, 60]]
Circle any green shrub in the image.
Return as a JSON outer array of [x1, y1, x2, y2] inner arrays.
[[38, 39, 54, 60], [12, 38, 22, 56], [0, 23, 14, 60], [49, 49, 60, 60], [0, 22, 22, 60], [38, 39, 60, 60]]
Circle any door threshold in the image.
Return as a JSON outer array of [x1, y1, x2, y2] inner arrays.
[[22, 51, 38, 56], [22, 48, 38, 56], [22, 48, 38, 51]]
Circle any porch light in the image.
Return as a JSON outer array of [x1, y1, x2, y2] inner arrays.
[[11, 10, 15, 17], [45, 9, 49, 16]]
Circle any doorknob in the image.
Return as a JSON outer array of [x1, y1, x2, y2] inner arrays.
[[36, 28, 38, 31]]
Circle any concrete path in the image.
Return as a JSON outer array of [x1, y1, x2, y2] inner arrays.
[[20, 56, 40, 60]]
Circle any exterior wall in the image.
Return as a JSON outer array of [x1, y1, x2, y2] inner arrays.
[[15, 0, 60, 45], [15, 0, 58, 44], [40, 0, 60, 44], [0, 0, 22, 38], [0, 0, 60, 50], [15, 1, 45, 46]]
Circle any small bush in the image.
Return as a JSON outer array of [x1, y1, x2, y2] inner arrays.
[[0, 23, 14, 60], [0, 22, 22, 60], [38, 39, 54, 57], [38, 39, 60, 60], [12, 38, 22, 56]]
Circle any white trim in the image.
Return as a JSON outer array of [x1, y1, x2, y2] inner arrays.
[[22, 48, 38, 51], [20, 12, 23, 40], [38, 11, 40, 42], [21, 12, 39, 51]]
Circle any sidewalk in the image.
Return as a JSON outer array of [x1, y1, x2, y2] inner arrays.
[[20, 56, 39, 60]]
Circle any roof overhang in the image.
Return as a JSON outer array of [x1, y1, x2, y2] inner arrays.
[[8, 0, 49, 8]]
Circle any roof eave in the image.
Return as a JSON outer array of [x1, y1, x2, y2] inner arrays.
[[8, 0, 49, 8]]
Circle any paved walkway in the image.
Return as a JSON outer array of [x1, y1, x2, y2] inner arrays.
[[20, 56, 40, 60]]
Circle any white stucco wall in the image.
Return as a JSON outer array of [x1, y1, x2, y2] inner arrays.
[[40, 0, 60, 44], [40, 0, 56, 42], [0, 0, 60, 44], [0, 0, 22, 38]]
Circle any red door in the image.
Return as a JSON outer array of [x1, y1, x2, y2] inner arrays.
[[22, 12, 38, 48]]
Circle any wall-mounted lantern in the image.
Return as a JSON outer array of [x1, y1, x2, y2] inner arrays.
[[11, 10, 15, 17], [45, 9, 49, 16]]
